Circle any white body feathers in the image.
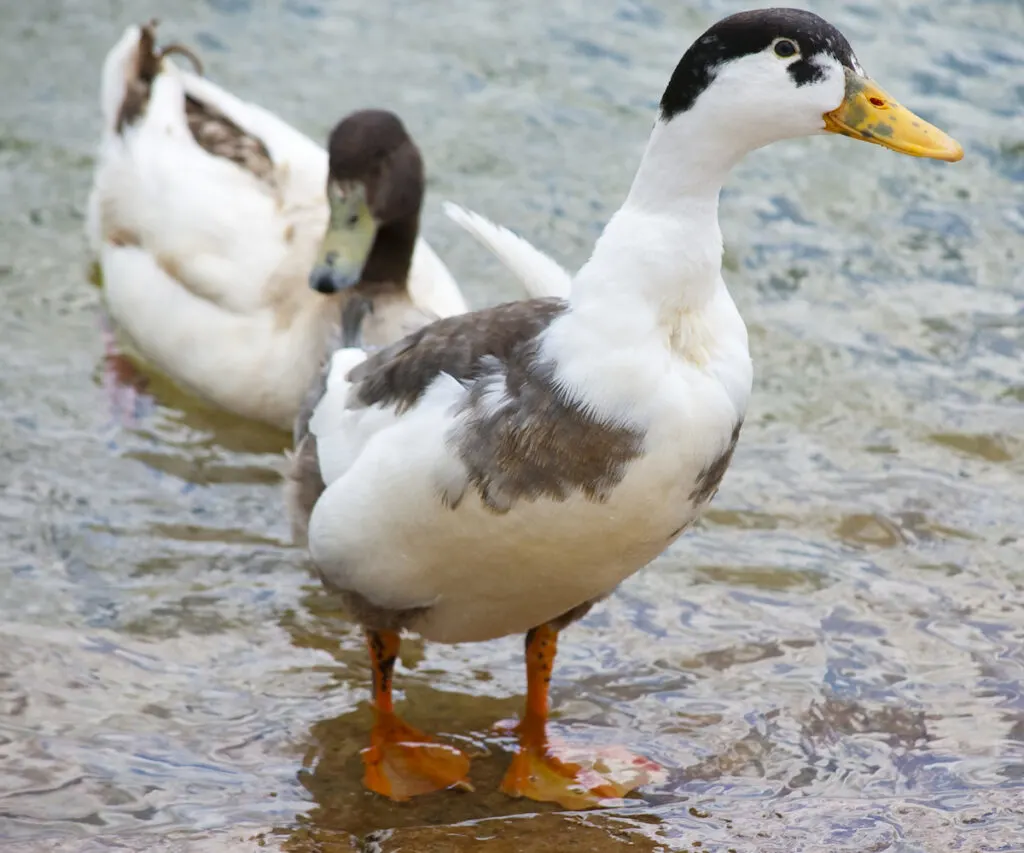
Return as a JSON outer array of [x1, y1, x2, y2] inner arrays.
[[87, 26, 485, 429], [307, 111, 754, 644]]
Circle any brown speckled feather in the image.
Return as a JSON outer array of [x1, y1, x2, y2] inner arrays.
[[348, 297, 568, 412], [346, 296, 646, 514], [288, 298, 568, 542], [183, 95, 275, 184]]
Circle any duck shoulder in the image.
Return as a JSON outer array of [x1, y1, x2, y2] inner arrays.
[[341, 288, 441, 352], [288, 297, 569, 542], [304, 295, 646, 526], [347, 296, 568, 414]]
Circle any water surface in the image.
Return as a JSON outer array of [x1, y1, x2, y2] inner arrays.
[[1, 0, 1022, 850]]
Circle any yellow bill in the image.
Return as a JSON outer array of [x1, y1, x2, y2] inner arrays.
[[309, 181, 379, 294], [823, 69, 963, 162]]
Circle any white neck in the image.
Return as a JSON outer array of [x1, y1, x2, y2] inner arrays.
[[627, 111, 749, 212], [536, 110, 755, 422], [569, 110, 748, 335]]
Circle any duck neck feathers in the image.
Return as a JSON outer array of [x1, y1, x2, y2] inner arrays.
[[534, 111, 752, 422], [359, 215, 419, 290], [572, 112, 747, 326]]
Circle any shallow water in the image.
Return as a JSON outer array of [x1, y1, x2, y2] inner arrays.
[[1, 0, 1022, 850]]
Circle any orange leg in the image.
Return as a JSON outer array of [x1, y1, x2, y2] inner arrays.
[[360, 630, 472, 801], [499, 624, 661, 809]]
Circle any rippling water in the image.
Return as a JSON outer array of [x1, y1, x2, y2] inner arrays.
[[1, 0, 1022, 850]]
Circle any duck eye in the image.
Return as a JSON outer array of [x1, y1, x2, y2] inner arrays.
[[773, 39, 798, 59]]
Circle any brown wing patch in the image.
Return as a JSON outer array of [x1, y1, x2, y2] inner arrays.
[[348, 297, 645, 512], [183, 95, 275, 184], [289, 300, 560, 532], [349, 297, 568, 413], [690, 421, 742, 504], [452, 345, 645, 512]]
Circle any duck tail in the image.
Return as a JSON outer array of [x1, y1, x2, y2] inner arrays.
[[442, 201, 574, 300], [100, 20, 205, 137]]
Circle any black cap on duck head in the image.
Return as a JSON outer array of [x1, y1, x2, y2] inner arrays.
[[310, 110, 425, 295], [656, 8, 962, 162], [660, 8, 857, 120]]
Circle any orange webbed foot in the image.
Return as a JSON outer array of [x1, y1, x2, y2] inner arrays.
[[500, 731, 661, 809], [361, 711, 473, 801], [499, 624, 662, 809], [360, 629, 472, 802]]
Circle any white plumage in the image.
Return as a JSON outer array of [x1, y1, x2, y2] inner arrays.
[[307, 113, 754, 644], [88, 25, 568, 430], [292, 6, 963, 807], [442, 202, 574, 300]]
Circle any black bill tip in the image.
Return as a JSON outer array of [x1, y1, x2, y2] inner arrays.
[[309, 264, 360, 294]]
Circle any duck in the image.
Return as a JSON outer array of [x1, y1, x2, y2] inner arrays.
[[290, 7, 962, 809], [286, 107, 469, 542], [86, 22, 567, 430]]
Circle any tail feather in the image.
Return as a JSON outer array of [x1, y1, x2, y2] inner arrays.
[[100, 24, 148, 134], [442, 202, 573, 300], [100, 20, 205, 137]]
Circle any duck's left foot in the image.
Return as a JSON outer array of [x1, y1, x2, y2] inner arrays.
[[362, 711, 473, 801], [500, 736, 659, 809]]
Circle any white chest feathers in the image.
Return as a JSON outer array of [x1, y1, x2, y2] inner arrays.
[[306, 284, 751, 644]]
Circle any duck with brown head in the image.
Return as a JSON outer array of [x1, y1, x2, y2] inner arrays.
[[288, 110, 465, 542], [310, 111, 424, 298], [88, 24, 570, 430], [304, 110, 449, 355]]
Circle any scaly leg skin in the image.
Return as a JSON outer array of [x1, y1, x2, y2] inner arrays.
[[499, 624, 662, 810], [99, 313, 152, 426], [360, 630, 472, 801]]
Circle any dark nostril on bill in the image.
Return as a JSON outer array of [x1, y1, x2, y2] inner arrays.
[[310, 270, 336, 294]]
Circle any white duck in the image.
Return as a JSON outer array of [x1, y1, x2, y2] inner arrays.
[[294, 8, 962, 809], [87, 22, 566, 430]]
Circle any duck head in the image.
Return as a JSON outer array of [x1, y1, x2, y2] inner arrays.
[[310, 109, 425, 294], [658, 7, 962, 163]]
